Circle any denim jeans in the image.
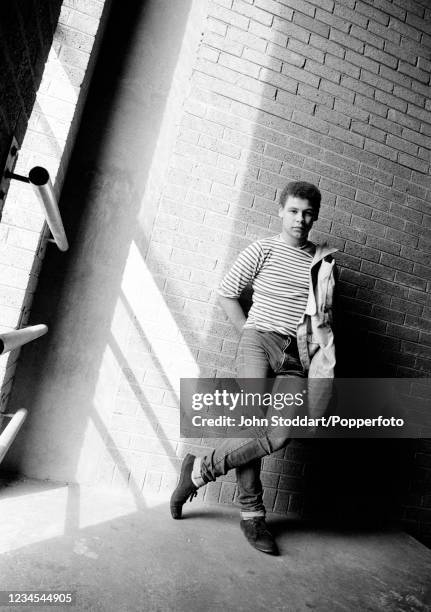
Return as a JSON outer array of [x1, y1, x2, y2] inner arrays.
[[199, 328, 306, 515]]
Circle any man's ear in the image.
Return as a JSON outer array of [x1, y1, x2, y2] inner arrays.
[[278, 206, 283, 218]]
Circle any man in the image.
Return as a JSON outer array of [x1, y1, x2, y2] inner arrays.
[[171, 181, 337, 555]]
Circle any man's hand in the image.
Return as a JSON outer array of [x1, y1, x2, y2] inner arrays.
[[218, 295, 247, 334]]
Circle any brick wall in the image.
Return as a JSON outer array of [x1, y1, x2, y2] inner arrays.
[[0, 0, 62, 406], [3, 0, 430, 547], [0, 1, 63, 182], [136, 0, 431, 379], [133, 0, 431, 543], [0, 0, 111, 409]]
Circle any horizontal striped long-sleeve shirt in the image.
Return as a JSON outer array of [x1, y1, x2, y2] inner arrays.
[[218, 235, 315, 336]]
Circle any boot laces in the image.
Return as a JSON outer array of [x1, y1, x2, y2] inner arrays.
[[188, 489, 197, 502]]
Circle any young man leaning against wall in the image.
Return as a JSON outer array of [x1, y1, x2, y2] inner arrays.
[[171, 181, 338, 555]]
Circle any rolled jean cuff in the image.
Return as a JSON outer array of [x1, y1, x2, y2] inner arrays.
[[192, 456, 206, 488], [241, 510, 266, 519]]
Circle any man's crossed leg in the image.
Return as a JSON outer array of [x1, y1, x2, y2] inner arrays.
[[171, 330, 306, 555]]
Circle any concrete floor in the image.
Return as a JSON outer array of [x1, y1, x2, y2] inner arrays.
[[0, 478, 430, 612]]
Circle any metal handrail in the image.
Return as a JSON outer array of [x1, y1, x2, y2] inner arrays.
[[0, 324, 48, 354], [4, 165, 69, 252], [0, 408, 27, 464], [28, 167, 69, 252]]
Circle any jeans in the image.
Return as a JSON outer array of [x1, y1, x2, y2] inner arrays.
[[199, 328, 306, 515]]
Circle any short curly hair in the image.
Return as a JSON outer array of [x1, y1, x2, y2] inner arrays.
[[279, 181, 321, 214]]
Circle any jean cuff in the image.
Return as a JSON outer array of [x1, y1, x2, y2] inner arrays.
[[240, 510, 266, 519], [191, 456, 205, 488]]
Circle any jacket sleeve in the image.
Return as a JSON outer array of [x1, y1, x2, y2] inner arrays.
[[329, 260, 338, 336]]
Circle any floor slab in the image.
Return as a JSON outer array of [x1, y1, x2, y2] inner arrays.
[[0, 478, 430, 612]]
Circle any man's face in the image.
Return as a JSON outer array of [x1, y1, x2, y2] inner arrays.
[[278, 195, 317, 244]]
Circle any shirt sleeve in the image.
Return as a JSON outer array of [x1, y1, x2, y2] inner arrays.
[[217, 241, 264, 298]]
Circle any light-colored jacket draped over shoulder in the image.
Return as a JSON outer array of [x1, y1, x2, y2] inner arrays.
[[296, 244, 338, 417]]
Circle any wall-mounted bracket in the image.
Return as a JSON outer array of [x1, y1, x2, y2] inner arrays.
[[0, 137, 19, 207], [4, 170, 30, 184]]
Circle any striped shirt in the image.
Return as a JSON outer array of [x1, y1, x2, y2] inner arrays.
[[218, 235, 315, 336]]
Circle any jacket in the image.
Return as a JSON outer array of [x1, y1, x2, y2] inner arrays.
[[295, 244, 338, 418]]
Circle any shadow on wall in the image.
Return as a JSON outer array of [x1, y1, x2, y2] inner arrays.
[[335, 281, 402, 378], [3, 0, 197, 491]]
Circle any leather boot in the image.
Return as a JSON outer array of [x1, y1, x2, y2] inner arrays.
[[170, 454, 198, 519], [240, 517, 279, 555]]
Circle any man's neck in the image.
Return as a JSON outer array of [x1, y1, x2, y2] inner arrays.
[[278, 231, 308, 248]]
